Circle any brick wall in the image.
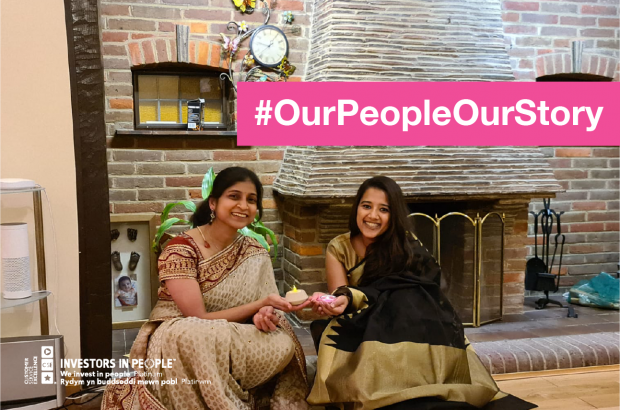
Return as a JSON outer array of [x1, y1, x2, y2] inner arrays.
[[107, 146, 288, 281], [100, 0, 313, 143], [101, 0, 313, 284], [501, 0, 619, 80], [529, 147, 619, 287], [101, 1, 619, 299]]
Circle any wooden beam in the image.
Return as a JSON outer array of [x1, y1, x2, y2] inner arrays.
[[64, 0, 111, 387]]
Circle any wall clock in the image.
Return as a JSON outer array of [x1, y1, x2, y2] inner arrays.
[[249, 25, 289, 68]]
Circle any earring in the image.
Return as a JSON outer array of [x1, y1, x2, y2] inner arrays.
[[209, 209, 216, 224]]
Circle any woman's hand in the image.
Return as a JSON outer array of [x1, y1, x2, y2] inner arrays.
[[261, 293, 312, 313], [253, 306, 279, 332], [317, 295, 349, 317], [262, 294, 294, 312], [309, 292, 327, 314]]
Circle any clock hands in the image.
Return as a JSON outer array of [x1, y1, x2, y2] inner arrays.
[[262, 31, 279, 48], [257, 43, 272, 56], [266, 32, 279, 50], [256, 41, 275, 61]]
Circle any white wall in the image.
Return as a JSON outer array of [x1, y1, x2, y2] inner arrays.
[[1, 0, 81, 361]]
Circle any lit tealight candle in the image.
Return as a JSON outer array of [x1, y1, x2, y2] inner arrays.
[[285, 286, 308, 306]]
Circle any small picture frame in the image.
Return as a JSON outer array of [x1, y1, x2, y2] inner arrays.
[[115, 276, 138, 307], [110, 214, 159, 329]]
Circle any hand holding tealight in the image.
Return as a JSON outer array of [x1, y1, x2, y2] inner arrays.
[[261, 289, 311, 314], [285, 286, 309, 305], [312, 293, 348, 317]]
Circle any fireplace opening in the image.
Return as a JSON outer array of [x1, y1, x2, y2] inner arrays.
[[409, 201, 505, 326], [273, 146, 563, 323]]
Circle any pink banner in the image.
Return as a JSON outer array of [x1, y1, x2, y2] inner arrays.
[[236, 82, 619, 146]]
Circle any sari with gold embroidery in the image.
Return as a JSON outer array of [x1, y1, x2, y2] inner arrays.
[[102, 233, 308, 410]]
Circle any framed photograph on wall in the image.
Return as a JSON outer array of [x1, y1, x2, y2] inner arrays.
[[110, 214, 159, 329]]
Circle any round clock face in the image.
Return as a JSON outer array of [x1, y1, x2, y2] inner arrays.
[[249, 25, 289, 68]]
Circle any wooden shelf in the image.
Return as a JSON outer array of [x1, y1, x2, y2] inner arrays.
[[115, 130, 237, 137]]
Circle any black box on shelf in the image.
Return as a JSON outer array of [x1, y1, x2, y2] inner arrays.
[[187, 99, 205, 131]]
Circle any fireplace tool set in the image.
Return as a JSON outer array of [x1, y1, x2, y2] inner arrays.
[[526, 199, 577, 317]]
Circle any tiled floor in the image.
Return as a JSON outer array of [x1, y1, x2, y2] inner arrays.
[[112, 327, 140, 356], [464, 296, 618, 343], [111, 327, 139, 373]]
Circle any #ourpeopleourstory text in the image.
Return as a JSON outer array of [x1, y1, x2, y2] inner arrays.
[[262, 99, 603, 132]]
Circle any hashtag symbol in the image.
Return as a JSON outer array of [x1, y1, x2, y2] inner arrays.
[[255, 100, 272, 125]]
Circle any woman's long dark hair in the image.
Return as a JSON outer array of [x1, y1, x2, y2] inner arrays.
[[191, 167, 263, 227], [350, 176, 415, 286]]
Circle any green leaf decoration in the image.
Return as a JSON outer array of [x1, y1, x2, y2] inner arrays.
[[182, 201, 198, 213], [160, 201, 197, 224], [152, 217, 190, 253], [250, 220, 278, 260], [238, 226, 270, 252], [202, 167, 216, 200]]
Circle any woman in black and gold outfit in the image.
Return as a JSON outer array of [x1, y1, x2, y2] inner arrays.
[[307, 176, 536, 410]]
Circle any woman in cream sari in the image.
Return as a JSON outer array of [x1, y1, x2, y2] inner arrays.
[[102, 167, 309, 410]]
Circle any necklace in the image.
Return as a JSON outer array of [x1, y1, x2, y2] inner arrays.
[[198, 225, 221, 251]]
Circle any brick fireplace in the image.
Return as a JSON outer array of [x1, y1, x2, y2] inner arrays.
[[98, 0, 618, 313], [276, 0, 571, 322], [273, 147, 564, 322]]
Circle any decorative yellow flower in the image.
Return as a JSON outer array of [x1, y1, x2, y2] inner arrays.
[[277, 57, 296, 76], [244, 53, 255, 66], [239, 21, 248, 32], [233, 0, 255, 13]]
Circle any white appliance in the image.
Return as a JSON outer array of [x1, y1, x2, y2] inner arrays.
[[1, 222, 32, 299]]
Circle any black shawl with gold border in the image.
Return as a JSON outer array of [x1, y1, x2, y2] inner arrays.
[[308, 241, 536, 410]]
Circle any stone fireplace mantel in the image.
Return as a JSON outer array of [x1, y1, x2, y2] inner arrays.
[[305, 0, 515, 82], [274, 146, 564, 199]]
